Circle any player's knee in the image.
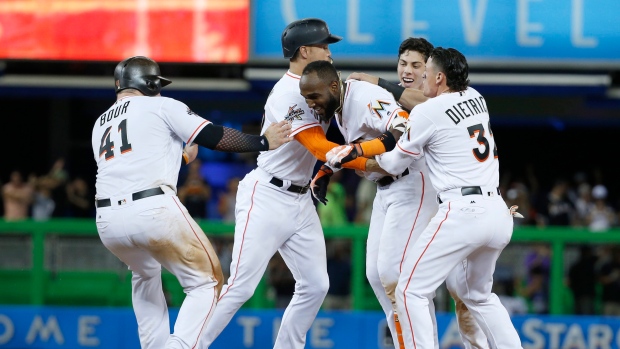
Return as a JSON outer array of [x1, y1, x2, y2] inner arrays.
[[316, 277, 330, 297], [458, 290, 496, 306], [366, 267, 381, 287], [233, 286, 257, 302], [395, 282, 405, 299], [182, 277, 219, 294], [396, 282, 426, 302], [132, 269, 160, 282], [305, 277, 329, 300], [378, 267, 398, 289]]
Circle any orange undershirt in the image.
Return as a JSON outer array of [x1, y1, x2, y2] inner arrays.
[[295, 126, 368, 171]]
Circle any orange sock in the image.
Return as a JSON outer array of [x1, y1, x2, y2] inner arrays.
[[394, 313, 405, 349]]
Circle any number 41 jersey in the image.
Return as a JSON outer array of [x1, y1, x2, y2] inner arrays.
[[396, 87, 499, 192], [91, 96, 210, 199]]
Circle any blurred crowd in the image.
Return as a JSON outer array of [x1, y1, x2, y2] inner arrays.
[[500, 166, 618, 232], [1, 158, 92, 222], [4, 154, 619, 232], [2, 156, 620, 315]]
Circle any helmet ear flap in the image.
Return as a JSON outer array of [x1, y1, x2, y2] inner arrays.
[[146, 80, 157, 92]]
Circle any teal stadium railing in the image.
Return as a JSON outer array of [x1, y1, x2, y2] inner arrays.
[[1, 219, 619, 314]]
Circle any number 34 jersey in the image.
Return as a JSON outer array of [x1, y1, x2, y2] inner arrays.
[[392, 87, 499, 192], [91, 96, 210, 199]]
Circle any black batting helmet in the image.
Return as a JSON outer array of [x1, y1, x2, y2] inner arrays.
[[281, 18, 342, 59], [113, 56, 172, 96]]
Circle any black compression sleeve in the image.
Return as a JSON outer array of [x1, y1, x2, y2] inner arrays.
[[378, 78, 405, 102], [193, 124, 269, 152], [377, 131, 397, 151], [193, 123, 224, 149]]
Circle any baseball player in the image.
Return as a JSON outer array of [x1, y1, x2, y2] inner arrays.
[[201, 18, 385, 349], [343, 38, 489, 349], [300, 59, 433, 349], [92, 56, 292, 349], [339, 48, 523, 349]]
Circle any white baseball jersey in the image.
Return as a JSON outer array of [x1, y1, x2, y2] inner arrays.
[[203, 70, 330, 349], [92, 96, 210, 198], [336, 80, 409, 181], [92, 95, 221, 349], [378, 87, 499, 192], [257, 71, 330, 184], [382, 87, 522, 349], [336, 79, 443, 348]]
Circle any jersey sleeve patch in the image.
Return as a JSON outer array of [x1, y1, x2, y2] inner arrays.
[[187, 107, 198, 116], [284, 104, 305, 123]]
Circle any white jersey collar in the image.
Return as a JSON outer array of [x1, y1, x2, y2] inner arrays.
[[285, 70, 301, 80]]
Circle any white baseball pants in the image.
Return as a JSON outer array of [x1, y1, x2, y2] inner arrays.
[[366, 168, 437, 348], [396, 187, 522, 349], [202, 168, 329, 349], [96, 186, 221, 349]]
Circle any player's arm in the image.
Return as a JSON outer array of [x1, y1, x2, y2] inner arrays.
[[294, 126, 374, 171], [301, 126, 389, 204], [327, 107, 409, 168], [347, 72, 428, 111], [192, 121, 291, 153], [162, 98, 291, 154], [377, 110, 434, 175], [375, 147, 413, 176]]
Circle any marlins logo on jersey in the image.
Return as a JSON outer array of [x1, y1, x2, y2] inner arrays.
[[404, 119, 412, 141], [284, 104, 305, 122], [367, 100, 392, 119]]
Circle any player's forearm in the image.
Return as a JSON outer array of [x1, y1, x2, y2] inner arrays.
[[364, 159, 389, 175], [294, 129, 334, 162], [376, 149, 412, 176], [355, 131, 397, 158], [295, 127, 368, 171], [399, 88, 428, 111], [193, 124, 269, 153], [342, 157, 368, 171], [377, 78, 428, 110]]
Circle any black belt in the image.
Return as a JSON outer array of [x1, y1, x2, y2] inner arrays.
[[96, 187, 165, 208], [437, 186, 500, 204], [269, 177, 310, 194], [377, 168, 410, 187]]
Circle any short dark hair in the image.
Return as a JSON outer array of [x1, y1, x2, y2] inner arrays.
[[398, 37, 434, 62], [302, 60, 339, 83], [429, 47, 469, 92]]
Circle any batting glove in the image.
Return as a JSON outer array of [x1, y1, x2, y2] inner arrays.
[[327, 144, 363, 169], [310, 164, 334, 205]]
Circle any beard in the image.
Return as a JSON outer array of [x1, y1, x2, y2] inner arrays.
[[321, 92, 340, 122]]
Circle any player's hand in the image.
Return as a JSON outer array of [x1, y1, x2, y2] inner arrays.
[[327, 144, 363, 169], [264, 120, 293, 150], [346, 72, 379, 85], [182, 143, 199, 165], [509, 205, 524, 218], [310, 164, 335, 205]]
